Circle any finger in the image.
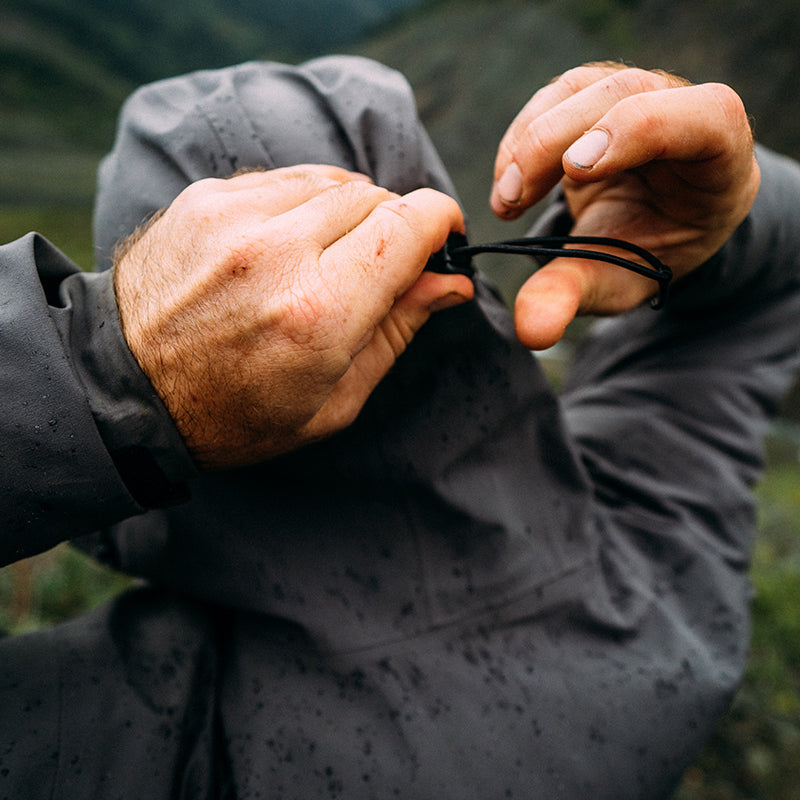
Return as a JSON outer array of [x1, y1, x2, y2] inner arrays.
[[224, 165, 378, 222], [495, 62, 629, 160], [300, 270, 473, 440], [562, 83, 755, 191], [340, 271, 474, 406], [491, 67, 690, 218], [319, 187, 466, 340], [174, 165, 376, 234], [514, 256, 656, 351], [253, 177, 399, 254]]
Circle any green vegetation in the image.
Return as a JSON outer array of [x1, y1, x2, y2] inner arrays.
[[0, 205, 95, 268], [0, 544, 132, 634], [2, 1, 800, 797], [674, 458, 800, 800]]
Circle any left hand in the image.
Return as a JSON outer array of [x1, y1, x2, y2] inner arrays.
[[490, 63, 760, 349], [114, 165, 471, 468]]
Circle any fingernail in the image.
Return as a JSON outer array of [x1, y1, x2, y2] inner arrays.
[[565, 129, 609, 169], [496, 162, 523, 204]]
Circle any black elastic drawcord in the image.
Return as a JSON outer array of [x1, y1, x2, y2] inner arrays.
[[426, 231, 673, 309]]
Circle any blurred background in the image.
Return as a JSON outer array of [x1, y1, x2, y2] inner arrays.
[[1, 1, 799, 797]]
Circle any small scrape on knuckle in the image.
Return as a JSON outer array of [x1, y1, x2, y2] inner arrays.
[[377, 196, 413, 223], [220, 235, 266, 277], [374, 200, 423, 250]]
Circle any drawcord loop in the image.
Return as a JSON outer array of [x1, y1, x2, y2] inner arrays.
[[426, 231, 673, 309]]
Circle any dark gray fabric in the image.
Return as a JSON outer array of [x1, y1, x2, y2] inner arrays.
[[93, 56, 459, 272], [0, 236, 150, 563], [0, 234, 195, 564], [1, 55, 800, 798], [0, 586, 229, 800]]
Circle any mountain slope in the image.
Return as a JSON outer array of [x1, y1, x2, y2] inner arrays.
[[3, 0, 800, 207], [0, 0, 427, 152]]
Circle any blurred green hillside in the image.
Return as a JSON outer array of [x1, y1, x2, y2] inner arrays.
[[0, 0, 427, 205], [2, 1, 800, 798], [4, 0, 800, 264]]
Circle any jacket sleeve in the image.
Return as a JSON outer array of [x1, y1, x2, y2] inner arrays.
[[559, 144, 800, 568], [0, 233, 195, 566]]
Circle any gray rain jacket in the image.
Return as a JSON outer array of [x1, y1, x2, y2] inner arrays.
[[2, 56, 800, 800]]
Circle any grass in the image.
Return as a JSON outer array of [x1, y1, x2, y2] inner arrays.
[[673, 455, 800, 800], [0, 544, 133, 634], [0, 202, 96, 269]]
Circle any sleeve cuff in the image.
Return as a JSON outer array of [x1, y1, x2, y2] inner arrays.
[[55, 268, 197, 507]]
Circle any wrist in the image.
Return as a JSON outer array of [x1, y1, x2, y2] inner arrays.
[[58, 269, 197, 505]]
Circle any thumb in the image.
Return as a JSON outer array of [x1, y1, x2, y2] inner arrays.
[[350, 269, 474, 384], [301, 270, 474, 440], [514, 262, 582, 350], [514, 255, 657, 350]]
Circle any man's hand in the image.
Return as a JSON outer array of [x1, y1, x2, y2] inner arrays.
[[114, 165, 472, 469], [490, 63, 760, 350]]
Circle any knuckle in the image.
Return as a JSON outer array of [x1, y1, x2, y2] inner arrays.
[[176, 177, 225, 210], [553, 64, 597, 93], [607, 67, 660, 96], [616, 93, 660, 137], [552, 61, 624, 92], [170, 182, 233, 236], [580, 59, 628, 74], [373, 199, 425, 249], [650, 68, 693, 89], [279, 284, 326, 345], [273, 286, 352, 383], [707, 83, 750, 130], [549, 66, 585, 94], [280, 167, 340, 194], [221, 236, 265, 276], [273, 273, 351, 369], [350, 180, 396, 209], [522, 114, 565, 160], [596, 66, 680, 101], [611, 66, 694, 97]]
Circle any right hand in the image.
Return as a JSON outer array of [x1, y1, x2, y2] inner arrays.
[[114, 165, 472, 469], [489, 64, 760, 350]]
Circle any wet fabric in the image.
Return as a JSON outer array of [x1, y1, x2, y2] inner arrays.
[[2, 55, 800, 799]]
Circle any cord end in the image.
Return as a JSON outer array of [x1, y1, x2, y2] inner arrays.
[[425, 232, 475, 276]]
